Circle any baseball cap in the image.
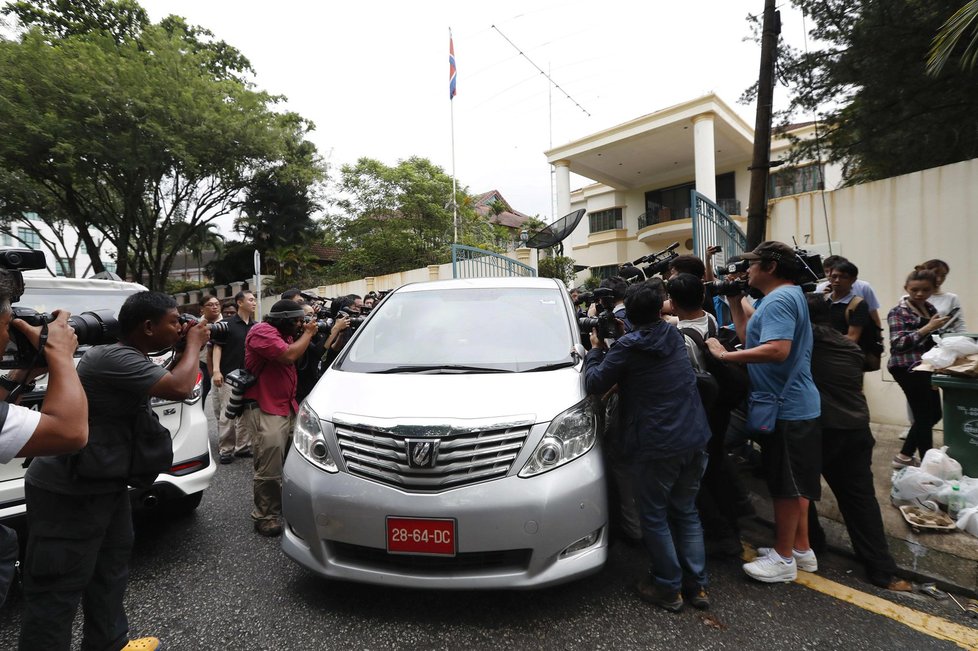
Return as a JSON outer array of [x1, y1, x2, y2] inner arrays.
[[739, 241, 795, 262]]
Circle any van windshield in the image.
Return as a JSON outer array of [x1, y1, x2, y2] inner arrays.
[[338, 286, 576, 373]]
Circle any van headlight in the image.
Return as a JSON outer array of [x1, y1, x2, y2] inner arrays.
[[293, 401, 337, 473], [519, 399, 596, 478]]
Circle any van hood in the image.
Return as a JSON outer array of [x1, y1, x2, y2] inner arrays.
[[305, 365, 585, 427]]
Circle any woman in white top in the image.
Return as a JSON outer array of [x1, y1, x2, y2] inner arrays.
[[917, 259, 966, 333]]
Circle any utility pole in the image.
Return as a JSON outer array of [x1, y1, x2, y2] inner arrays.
[[746, 0, 781, 249]]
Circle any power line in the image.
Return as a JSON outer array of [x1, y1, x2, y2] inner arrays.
[[490, 25, 590, 117]]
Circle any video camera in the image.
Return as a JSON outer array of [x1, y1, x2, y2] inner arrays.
[[578, 287, 621, 343], [1, 249, 121, 369], [632, 242, 681, 278]]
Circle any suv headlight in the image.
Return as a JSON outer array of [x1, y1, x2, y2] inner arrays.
[[519, 399, 596, 478], [293, 401, 337, 473]]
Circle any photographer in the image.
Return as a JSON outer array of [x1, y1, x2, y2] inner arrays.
[[0, 273, 88, 609], [212, 290, 257, 464], [295, 304, 349, 403], [0, 278, 88, 464], [704, 241, 821, 584], [19, 291, 208, 651], [241, 299, 318, 537], [585, 279, 711, 612]]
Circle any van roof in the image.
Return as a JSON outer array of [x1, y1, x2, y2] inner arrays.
[[23, 276, 148, 293], [396, 277, 563, 293]]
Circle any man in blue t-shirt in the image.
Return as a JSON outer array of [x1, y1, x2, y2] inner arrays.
[[705, 241, 821, 584]]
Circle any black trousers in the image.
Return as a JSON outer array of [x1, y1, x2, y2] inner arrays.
[[808, 426, 899, 587], [697, 407, 742, 539], [18, 484, 133, 651], [199, 360, 211, 411], [890, 367, 941, 459]]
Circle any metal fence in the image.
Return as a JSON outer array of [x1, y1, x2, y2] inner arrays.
[[690, 191, 748, 265], [451, 244, 536, 279]]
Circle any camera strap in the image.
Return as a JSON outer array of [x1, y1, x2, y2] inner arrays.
[[5, 322, 47, 403]]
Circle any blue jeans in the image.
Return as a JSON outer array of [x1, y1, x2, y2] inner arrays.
[[632, 448, 708, 591]]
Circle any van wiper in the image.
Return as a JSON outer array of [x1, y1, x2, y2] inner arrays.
[[375, 364, 510, 374], [520, 360, 577, 372]]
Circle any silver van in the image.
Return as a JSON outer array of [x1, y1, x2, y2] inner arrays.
[[282, 277, 608, 589]]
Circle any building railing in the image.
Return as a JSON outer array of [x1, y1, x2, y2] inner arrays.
[[451, 244, 536, 279], [691, 191, 747, 262], [718, 198, 742, 216], [637, 203, 691, 229]]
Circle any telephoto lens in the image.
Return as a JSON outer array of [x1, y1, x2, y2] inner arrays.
[[223, 368, 257, 419]]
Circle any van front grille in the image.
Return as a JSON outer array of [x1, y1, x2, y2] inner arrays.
[[334, 424, 530, 491]]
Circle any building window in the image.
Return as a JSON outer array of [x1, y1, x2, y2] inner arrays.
[[105, 262, 117, 273], [588, 208, 623, 234], [589, 264, 619, 281], [769, 163, 824, 199], [56, 258, 71, 277], [18, 226, 40, 249], [0, 232, 11, 246]]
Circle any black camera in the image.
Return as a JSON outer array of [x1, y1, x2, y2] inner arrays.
[[223, 368, 258, 419], [178, 313, 229, 342], [303, 315, 331, 335], [336, 310, 365, 331], [704, 278, 749, 297], [715, 259, 750, 277], [792, 246, 825, 291], [574, 291, 593, 306], [4, 307, 119, 369], [578, 288, 622, 342], [633, 241, 681, 278]]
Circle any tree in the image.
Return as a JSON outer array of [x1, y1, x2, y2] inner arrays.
[[0, 4, 321, 289], [928, 1, 978, 75], [771, 0, 978, 185], [332, 157, 479, 278], [537, 255, 577, 287]]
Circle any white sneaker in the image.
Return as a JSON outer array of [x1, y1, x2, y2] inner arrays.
[[756, 547, 818, 572], [743, 549, 798, 583]]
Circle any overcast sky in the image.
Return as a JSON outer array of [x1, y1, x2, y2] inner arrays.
[[141, 1, 812, 226]]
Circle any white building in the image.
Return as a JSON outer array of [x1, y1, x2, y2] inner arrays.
[[544, 93, 841, 282], [0, 213, 116, 277]]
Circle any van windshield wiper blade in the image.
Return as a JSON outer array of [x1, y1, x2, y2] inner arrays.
[[519, 360, 577, 372], [375, 364, 510, 374]]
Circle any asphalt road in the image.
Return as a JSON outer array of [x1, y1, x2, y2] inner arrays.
[[2, 398, 976, 650]]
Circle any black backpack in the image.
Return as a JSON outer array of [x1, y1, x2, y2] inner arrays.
[[680, 322, 751, 411]]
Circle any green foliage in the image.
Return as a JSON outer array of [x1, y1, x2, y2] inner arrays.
[[165, 278, 210, 295], [332, 157, 496, 278], [928, 1, 978, 75], [537, 255, 576, 287], [772, 0, 978, 185], [0, 2, 322, 289], [583, 275, 601, 291]]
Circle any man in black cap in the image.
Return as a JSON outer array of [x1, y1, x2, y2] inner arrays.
[[241, 299, 318, 536]]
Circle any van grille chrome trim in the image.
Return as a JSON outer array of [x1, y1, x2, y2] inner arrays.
[[334, 424, 530, 491]]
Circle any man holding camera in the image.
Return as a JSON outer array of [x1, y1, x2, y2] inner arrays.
[[212, 290, 257, 464], [585, 279, 711, 612], [705, 241, 821, 584], [20, 291, 209, 651], [241, 299, 318, 537], [0, 270, 89, 609]]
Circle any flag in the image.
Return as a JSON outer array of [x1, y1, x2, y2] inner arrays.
[[449, 35, 457, 100]]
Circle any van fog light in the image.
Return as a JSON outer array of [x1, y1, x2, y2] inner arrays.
[[538, 441, 561, 466], [561, 528, 601, 556], [311, 441, 328, 459]]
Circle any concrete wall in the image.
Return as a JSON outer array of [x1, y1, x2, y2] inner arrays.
[[767, 157, 978, 426]]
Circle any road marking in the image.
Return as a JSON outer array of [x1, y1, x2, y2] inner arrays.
[[794, 572, 978, 650]]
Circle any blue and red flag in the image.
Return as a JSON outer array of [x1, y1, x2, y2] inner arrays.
[[449, 35, 457, 100]]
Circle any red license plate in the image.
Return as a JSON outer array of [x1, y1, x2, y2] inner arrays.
[[386, 517, 456, 556]]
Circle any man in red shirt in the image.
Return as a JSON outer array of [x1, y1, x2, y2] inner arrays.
[[242, 299, 318, 536]]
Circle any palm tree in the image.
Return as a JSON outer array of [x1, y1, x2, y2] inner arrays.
[[928, 1, 978, 75]]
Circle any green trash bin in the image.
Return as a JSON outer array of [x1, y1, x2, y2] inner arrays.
[[931, 374, 978, 477]]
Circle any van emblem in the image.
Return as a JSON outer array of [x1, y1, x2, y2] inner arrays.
[[406, 439, 440, 469]]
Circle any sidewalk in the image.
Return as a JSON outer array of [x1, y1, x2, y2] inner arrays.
[[746, 423, 978, 596]]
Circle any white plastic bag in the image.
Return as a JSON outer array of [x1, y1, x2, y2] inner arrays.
[[940, 336, 978, 357], [933, 476, 978, 505], [920, 446, 964, 481], [921, 336, 978, 369], [891, 466, 946, 506], [956, 505, 978, 537]]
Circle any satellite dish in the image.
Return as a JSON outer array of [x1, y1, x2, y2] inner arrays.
[[524, 209, 586, 251]]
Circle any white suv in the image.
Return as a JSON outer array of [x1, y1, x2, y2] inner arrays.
[[0, 275, 216, 522]]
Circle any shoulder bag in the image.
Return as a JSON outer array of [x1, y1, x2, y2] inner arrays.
[[745, 357, 806, 436]]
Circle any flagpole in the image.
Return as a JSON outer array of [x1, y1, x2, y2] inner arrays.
[[450, 27, 458, 244]]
